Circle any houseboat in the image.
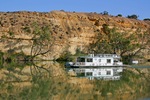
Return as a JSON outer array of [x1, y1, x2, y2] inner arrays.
[[67, 67, 124, 80], [65, 54, 125, 68]]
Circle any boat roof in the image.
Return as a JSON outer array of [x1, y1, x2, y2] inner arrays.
[[78, 54, 121, 58]]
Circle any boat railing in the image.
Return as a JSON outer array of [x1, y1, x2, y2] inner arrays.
[[76, 62, 85, 66], [95, 54, 120, 58]]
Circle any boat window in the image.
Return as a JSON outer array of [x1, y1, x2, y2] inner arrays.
[[106, 71, 111, 75], [107, 59, 111, 63], [87, 58, 93, 62], [98, 72, 101, 75], [80, 58, 85, 62], [114, 59, 118, 62], [99, 59, 101, 62], [86, 72, 92, 76], [77, 73, 85, 77], [77, 57, 85, 62], [94, 58, 97, 60], [77, 58, 80, 62]]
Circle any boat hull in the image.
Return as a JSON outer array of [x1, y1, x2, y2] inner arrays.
[[67, 65, 127, 68]]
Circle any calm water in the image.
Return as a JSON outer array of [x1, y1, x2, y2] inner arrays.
[[0, 61, 150, 100]]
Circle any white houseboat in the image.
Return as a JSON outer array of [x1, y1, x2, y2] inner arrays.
[[66, 54, 125, 68], [67, 67, 124, 80]]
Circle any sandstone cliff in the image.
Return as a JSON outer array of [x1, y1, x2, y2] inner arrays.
[[0, 11, 149, 60]]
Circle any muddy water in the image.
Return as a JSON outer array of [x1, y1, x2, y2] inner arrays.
[[0, 61, 150, 100]]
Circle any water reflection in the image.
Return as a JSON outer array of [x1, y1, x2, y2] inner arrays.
[[66, 67, 124, 80], [0, 61, 150, 100]]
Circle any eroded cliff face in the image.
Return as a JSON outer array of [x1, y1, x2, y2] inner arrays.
[[0, 11, 149, 60]]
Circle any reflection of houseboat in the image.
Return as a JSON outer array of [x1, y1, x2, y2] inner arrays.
[[66, 54, 124, 68], [67, 67, 123, 80]]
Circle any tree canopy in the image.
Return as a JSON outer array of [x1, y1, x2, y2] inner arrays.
[[23, 22, 53, 59], [89, 25, 148, 59], [127, 14, 138, 19]]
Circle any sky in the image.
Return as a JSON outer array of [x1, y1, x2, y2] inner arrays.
[[0, 0, 149, 20]]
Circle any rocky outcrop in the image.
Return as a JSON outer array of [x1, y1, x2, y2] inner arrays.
[[0, 11, 149, 60]]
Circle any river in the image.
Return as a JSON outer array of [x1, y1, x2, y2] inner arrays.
[[0, 61, 150, 100]]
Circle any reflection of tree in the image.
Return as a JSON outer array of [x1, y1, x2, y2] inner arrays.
[[30, 62, 51, 79], [1, 62, 150, 99], [93, 68, 150, 97], [1, 62, 51, 83]]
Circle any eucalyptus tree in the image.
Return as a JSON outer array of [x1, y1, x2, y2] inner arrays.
[[90, 25, 142, 58], [133, 28, 150, 56], [108, 28, 140, 57], [23, 22, 53, 60]]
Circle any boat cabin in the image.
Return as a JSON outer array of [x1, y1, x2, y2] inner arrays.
[[74, 54, 123, 67]]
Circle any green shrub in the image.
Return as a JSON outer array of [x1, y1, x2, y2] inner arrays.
[[117, 14, 122, 17], [127, 14, 138, 19], [56, 51, 73, 61], [74, 48, 86, 56]]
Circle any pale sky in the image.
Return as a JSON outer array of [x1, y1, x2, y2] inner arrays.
[[0, 0, 149, 20]]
